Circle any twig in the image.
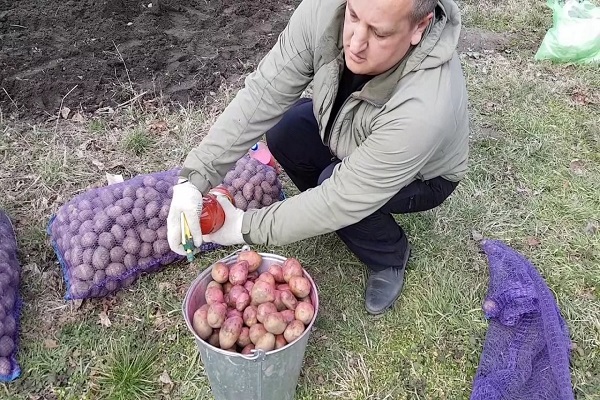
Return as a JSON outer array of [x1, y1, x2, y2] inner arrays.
[[10, 24, 26, 29], [55, 84, 78, 131], [116, 90, 148, 109], [112, 40, 134, 95], [2, 87, 18, 109]]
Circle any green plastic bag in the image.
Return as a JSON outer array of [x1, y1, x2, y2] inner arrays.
[[534, 0, 600, 64]]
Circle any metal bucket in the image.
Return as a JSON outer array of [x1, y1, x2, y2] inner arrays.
[[182, 245, 319, 400]]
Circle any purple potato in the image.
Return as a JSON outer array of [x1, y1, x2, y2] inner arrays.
[[134, 198, 146, 209], [93, 270, 106, 285], [123, 254, 137, 269], [144, 188, 160, 202], [242, 182, 254, 201], [0, 337, 14, 358], [78, 199, 93, 210], [260, 181, 273, 194], [112, 185, 124, 199], [240, 170, 253, 181], [78, 209, 94, 223], [265, 171, 277, 185], [139, 243, 153, 258], [72, 264, 94, 281], [147, 218, 161, 231], [247, 200, 260, 210], [155, 180, 170, 193], [70, 280, 90, 298], [143, 175, 157, 187], [94, 213, 111, 233], [131, 208, 145, 224], [104, 279, 119, 293], [233, 193, 248, 210], [145, 201, 160, 219], [111, 225, 126, 242], [135, 187, 146, 200], [99, 191, 115, 207], [122, 186, 136, 199], [106, 205, 124, 219], [152, 240, 170, 256], [116, 213, 135, 228], [78, 220, 94, 236], [0, 288, 15, 310], [122, 237, 141, 255], [82, 248, 94, 264], [158, 204, 170, 220], [253, 186, 263, 202], [232, 178, 246, 190], [140, 229, 157, 243], [110, 246, 126, 263], [116, 197, 134, 212], [106, 263, 126, 278], [156, 226, 167, 240], [69, 219, 81, 233], [92, 247, 111, 270], [262, 194, 273, 206], [98, 232, 116, 249]]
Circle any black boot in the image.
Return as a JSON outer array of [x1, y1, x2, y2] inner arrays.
[[365, 245, 411, 315]]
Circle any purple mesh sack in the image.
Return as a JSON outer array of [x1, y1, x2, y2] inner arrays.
[[0, 210, 22, 382], [48, 157, 285, 300], [471, 239, 574, 400]]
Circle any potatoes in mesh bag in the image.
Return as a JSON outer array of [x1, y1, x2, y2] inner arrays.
[[0, 210, 22, 382]]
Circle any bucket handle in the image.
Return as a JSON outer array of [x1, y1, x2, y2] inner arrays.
[[240, 348, 266, 361]]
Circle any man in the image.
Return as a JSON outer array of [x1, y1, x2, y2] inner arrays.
[[167, 0, 469, 315]]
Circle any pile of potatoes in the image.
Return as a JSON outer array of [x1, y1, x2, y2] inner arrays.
[[192, 250, 316, 353], [0, 211, 21, 379], [221, 156, 283, 211], [50, 169, 184, 299]]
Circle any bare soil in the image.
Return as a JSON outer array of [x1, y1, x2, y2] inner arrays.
[[0, 0, 297, 118]]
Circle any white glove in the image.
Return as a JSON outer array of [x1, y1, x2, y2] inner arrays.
[[167, 179, 204, 255], [201, 194, 246, 246]]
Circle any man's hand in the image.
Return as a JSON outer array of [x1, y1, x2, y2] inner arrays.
[[167, 179, 204, 255], [202, 194, 246, 246]]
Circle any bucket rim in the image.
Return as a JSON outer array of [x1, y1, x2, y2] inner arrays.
[[182, 245, 320, 358]]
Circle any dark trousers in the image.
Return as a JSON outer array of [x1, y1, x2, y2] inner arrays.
[[266, 98, 458, 272]]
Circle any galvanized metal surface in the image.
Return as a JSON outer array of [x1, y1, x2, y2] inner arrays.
[[182, 245, 320, 400]]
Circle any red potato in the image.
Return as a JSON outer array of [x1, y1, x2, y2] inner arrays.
[[192, 304, 212, 340], [207, 281, 222, 290], [227, 285, 248, 307], [226, 308, 243, 319], [211, 262, 229, 283], [241, 344, 255, 355], [275, 334, 287, 350], [219, 316, 243, 349], [280, 309, 296, 324], [264, 312, 288, 335], [282, 258, 303, 282], [207, 303, 227, 328], [280, 290, 298, 311], [289, 276, 311, 298], [229, 260, 249, 285], [255, 332, 276, 351], [300, 296, 313, 305], [237, 327, 251, 347], [251, 280, 276, 305], [273, 290, 286, 311], [205, 286, 225, 305], [295, 302, 315, 325], [268, 264, 285, 283], [208, 330, 220, 347], [257, 302, 278, 323], [277, 284, 290, 291], [247, 271, 259, 281], [243, 305, 258, 327], [223, 282, 234, 294], [284, 320, 305, 344], [249, 323, 268, 345], [236, 292, 251, 312], [257, 272, 275, 286], [237, 250, 262, 272], [244, 280, 255, 293]]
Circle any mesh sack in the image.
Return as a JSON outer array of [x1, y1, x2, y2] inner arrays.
[[0, 210, 22, 382]]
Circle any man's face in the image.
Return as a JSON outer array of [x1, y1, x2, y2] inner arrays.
[[342, 0, 433, 75]]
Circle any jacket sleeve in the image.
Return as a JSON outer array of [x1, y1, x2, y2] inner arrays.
[[180, 0, 317, 194], [241, 107, 445, 246]]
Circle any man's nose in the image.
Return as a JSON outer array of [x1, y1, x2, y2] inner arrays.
[[349, 25, 368, 54]]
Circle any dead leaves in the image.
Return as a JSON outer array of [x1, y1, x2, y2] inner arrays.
[[569, 159, 586, 176], [148, 119, 168, 132], [98, 311, 112, 328], [44, 338, 59, 349], [569, 89, 597, 107], [159, 370, 175, 393], [525, 236, 541, 247]]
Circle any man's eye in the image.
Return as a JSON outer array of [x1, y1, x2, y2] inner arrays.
[[349, 12, 358, 21], [373, 31, 386, 38]]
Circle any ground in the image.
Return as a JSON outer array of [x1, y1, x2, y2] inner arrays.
[[1, 0, 600, 399]]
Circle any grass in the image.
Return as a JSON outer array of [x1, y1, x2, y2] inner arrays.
[[1, 1, 599, 399]]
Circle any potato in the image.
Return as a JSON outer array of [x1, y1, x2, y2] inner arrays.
[[240, 170, 253, 181], [265, 170, 277, 185], [260, 181, 273, 194], [237, 327, 251, 347], [70, 280, 91, 297], [153, 240, 170, 256], [206, 281, 222, 290], [253, 186, 263, 202], [72, 264, 94, 281], [83, 248, 94, 264], [208, 330, 220, 347], [247, 271, 259, 281], [242, 182, 254, 201], [236, 293, 250, 312], [257, 302, 278, 323], [123, 254, 137, 269], [0, 357, 11, 375], [78, 199, 93, 210], [283, 320, 305, 344], [280, 290, 298, 310], [94, 214, 112, 234], [268, 264, 285, 283], [122, 237, 141, 255], [205, 286, 225, 305], [156, 225, 168, 240], [243, 280, 254, 293], [92, 247, 110, 270], [98, 232, 116, 249], [131, 208, 145, 223], [261, 194, 273, 206], [219, 316, 243, 349], [110, 224, 126, 242], [146, 218, 161, 231], [155, 180, 170, 193], [78, 220, 94, 236], [251, 280, 276, 305], [140, 228, 157, 243], [78, 209, 94, 223], [223, 282, 233, 294], [70, 246, 83, 265], [229, 260, 249, 285], [247, 200, 260, 210], [283, 258, 303, 282], [275, 334, 287, 350], [115, 213, 135, 228], [135, 188, 146, 200], [255, 332, 275, 351], [106, 263, 126, 278], [226, 308, 243, 319], [233, 193, 248, 211], [295, 302, 315, 325], [237, 250, 262, 272], [273, 290, 286, 312], [116, 197, 134, 212], [207, 303, 227, 328], [145, 201, 160, 219], [144, 188, 160, 202], [249, 323, 267, 345], [143, 175, 157, 187], [0, 336, 15, 358], [93, 270, 106, 285], [99, 190, 115, 206], [300, 296, 312, 305], [106, 205, 124, 219], [276, 283, 290, 291], [211, 262, 229, 284], [80, 232, 98, 248], [280, 309, 296, 324], [243, 305, 258, 327], [264, 312, 288, 335], [241, 344, 255, 355], [257, 271, 275, 287], [289, 276, 311, 298], [193, 304, 212, 340], [232, 178, 246, 190], [139, 243, 153, 258]]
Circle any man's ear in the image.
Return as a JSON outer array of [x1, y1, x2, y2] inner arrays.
[[410, 12, 433, 45]]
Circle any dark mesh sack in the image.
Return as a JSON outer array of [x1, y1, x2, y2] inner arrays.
[[49, 158, 285, 300], [0, 210, 22, 382]]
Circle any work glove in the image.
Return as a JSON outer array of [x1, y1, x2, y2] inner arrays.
[[167, 178, 204, 255], [202, 194, 246, 246]]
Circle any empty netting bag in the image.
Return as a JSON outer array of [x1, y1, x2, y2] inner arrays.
[[534, 0, 600, 64], [48, 156, 285, 300], [0, 210, 22, 382]]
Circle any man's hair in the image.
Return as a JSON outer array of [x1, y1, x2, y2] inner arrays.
[[410, 0, 437, 25]]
